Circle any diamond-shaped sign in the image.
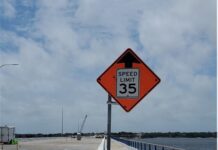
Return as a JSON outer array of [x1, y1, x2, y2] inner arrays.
[[97, 48, 160, 112]]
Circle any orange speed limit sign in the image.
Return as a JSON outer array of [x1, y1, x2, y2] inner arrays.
[[97, 48, 160, 112]]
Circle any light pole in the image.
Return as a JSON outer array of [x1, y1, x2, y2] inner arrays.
[[62, 106, 63, 136], [0, 63, 19, 126]]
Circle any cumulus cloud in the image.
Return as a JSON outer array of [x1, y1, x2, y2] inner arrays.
[[0, 0, 216, 133]]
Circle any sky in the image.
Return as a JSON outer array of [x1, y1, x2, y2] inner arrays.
[[0, 0, 216, 134]]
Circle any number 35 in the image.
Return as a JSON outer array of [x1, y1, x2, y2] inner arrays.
[[119, 83, 136, 94]]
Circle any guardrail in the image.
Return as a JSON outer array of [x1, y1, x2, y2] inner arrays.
[[112, 137, 185, 150]]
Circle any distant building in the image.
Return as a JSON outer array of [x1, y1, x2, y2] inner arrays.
[[0, 126, 15, 143]]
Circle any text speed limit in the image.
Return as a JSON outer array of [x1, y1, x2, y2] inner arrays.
[[116, 68, 139, 98]]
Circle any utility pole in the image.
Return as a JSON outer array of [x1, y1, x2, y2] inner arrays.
[[62, 106, 63, 136]]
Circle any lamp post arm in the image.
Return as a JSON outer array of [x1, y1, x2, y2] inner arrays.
[[0, 64, 19, 68]]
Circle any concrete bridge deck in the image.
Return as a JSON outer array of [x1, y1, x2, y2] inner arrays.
[[1, 137, 131, 150]]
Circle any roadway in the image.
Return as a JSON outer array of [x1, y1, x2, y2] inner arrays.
[[1, 137, 131, 150]]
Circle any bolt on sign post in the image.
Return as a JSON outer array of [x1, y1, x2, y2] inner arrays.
[[97, 48, 160, 150]]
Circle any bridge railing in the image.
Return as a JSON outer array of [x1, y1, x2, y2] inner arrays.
[[112, 137, 185, 150]]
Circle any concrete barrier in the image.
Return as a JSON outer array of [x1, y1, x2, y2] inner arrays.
[[98, 137, 137, 150], [111, 139, 137, 150], [97, 137, 106, 150]]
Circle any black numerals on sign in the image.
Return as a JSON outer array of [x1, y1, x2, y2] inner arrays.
[[119, 83, 136, 94], [129, 83, 136, 94], [119, 84, 127, 94]]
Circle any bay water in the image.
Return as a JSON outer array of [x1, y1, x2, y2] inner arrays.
[[140, 137, 216, 150]]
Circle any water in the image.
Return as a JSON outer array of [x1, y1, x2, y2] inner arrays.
[[139, 137, 216, 150]]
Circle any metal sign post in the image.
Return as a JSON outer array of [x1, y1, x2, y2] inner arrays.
[[107, 94, 112, 150]]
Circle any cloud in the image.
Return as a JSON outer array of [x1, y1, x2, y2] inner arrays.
[[0, 0, 216, 133], [0, 0, 16, 18]]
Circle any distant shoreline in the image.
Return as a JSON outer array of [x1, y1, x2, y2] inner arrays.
[[16, 132, 217, 138]]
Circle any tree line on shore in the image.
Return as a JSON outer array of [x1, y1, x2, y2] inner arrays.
[[112, 132, 217, 138], [16, 132, 216, 138]]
